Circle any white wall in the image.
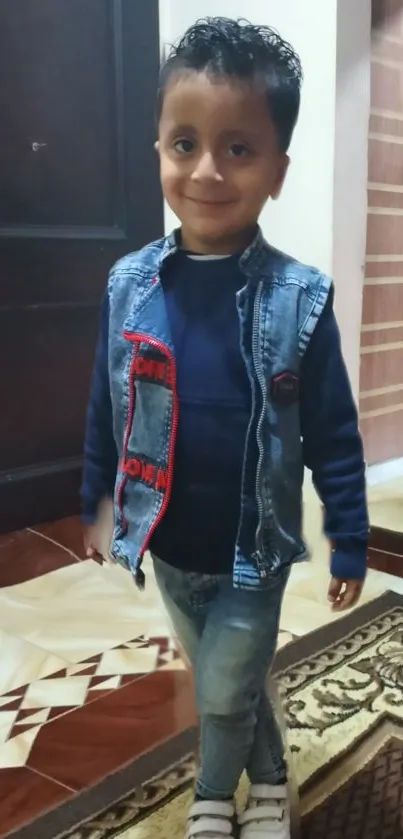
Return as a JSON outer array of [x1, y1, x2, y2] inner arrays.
[[159, 0, 338, 274], [159, 0, 371, 393], [333, 0, 371, 399], [158, 0, 372, 565]]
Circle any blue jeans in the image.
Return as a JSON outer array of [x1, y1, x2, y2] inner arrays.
[[153, 557, 289, 800]]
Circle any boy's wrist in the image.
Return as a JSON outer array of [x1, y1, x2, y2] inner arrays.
[[81, 501, 100, 526], [330, 545, 367, 582]]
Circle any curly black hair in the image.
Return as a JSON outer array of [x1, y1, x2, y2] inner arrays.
[[158, 17, 303, 153]]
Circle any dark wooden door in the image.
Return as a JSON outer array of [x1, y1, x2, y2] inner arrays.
[[0, 0, 163, 531]]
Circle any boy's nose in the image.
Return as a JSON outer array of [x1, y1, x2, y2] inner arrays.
[[191, 152, 224, 183]]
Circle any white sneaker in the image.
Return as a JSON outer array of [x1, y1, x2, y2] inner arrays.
[[186, 800, 237, 838], [238, 784, 290, 838]]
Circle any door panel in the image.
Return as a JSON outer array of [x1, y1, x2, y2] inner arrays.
[[0, 0, 163, 530]]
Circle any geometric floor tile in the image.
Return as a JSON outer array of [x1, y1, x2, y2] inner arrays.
[[0, 529, 196, 835], [0, 698, 23, 713], [2, 686, 26, 699], [159, 657, 187, 672], [0, 633, 183, 751], [0, 628, 73, 697], [15, 709, 51, 726], [21, 677, 90, 710], [1, 509, 402, 838], [0, 558, 171, 666], [0, 656, 192, 768], [159, 650, 181, 665], [0, 712, 18, 746], [26, 671, 196, 790], [0, 695, 21, 709], [65, 663, 99, 677], [0, 725, 41, 769], [96, 645, 159, 676], [89, 676, 120, 691]]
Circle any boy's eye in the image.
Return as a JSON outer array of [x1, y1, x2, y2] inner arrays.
[[173, 138, 194, 154], [228, 143, 250, 158]]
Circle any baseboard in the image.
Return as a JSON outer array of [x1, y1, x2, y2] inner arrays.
[[368, 525, 403, 577], [0, 457, 82, 533]]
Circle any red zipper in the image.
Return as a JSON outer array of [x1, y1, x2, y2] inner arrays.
[[122, 331, 179, 557], [117, 341, 140, 531]]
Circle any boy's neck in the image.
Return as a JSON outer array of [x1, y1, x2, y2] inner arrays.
[[179, 225, 258, 256]]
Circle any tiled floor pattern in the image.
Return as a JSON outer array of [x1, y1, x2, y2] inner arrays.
[[0, 521, 197, 837], [0, 480, 402, 837], [0, 635, 180, 754], [367, 474, 403, 534]]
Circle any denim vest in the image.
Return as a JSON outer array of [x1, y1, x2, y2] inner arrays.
[[107, 229, 331, 589]]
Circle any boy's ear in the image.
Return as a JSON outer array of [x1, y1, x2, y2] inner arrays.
[[271, 155, 290, 201], [154, 140, 160, 154]]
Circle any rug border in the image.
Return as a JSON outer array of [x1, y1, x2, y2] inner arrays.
[[273, 590, 403, 675], [6, 727, 199, 839]]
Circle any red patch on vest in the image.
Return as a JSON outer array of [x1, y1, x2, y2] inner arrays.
[[271, 371, 299, 406], [133, 354, 174, 388], [124, 457, 167, 493]]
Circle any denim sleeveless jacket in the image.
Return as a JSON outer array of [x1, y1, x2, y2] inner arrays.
[[107, 229, 332, 589]]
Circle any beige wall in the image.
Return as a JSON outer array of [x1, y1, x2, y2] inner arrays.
[[159, 0, 371, 397], [158, 0, 372, 560], [160, 0, 338, 274], [333, 0, 371, 400]]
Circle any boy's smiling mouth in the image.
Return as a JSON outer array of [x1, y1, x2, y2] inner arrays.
[[184, 196, 236, 206]]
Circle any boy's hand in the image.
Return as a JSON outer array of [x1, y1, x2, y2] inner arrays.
[[328, 577, 364, 612], [83, 497, 115, 565], [83, 524, 103, 563]]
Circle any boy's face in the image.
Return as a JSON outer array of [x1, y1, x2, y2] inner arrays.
[[156, 71, 289, 254]]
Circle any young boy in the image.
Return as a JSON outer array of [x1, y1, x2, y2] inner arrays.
[[82, 17, 368, 839]]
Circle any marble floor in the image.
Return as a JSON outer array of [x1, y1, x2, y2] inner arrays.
[[1, 503, 403, 838], [367, 474, 403, 534]]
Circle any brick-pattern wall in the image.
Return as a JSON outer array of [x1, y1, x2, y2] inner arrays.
[[360, 0, 403, 464]]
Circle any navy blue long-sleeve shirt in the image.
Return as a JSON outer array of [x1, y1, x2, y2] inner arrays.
[[82, 253, 368, 580]]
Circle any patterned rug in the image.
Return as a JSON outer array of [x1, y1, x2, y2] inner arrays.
[[20, 591, 403, 839]]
